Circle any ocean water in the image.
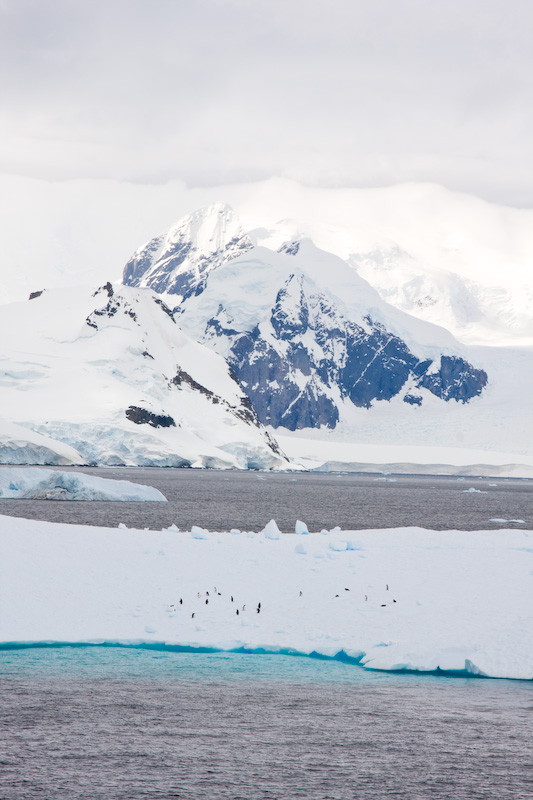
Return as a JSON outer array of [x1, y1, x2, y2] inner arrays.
[[1, 647, 533, 800], [0, 467, 531, 531]]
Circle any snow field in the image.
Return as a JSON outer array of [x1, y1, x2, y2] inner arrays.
[[1, 515, 531, 680]]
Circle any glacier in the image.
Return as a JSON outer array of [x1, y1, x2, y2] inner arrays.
[[1, 514, 531, 680], [0, 421, 85, 466]]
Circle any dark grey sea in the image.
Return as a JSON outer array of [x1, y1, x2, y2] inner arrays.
[[0, 466, 531, 531], [1, 647, 532, 800]]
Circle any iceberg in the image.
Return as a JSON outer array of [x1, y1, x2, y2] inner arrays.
[[0, 468, 166, 501]]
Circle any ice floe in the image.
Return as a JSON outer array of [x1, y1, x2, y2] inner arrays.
[[0, 515, 531, 680]]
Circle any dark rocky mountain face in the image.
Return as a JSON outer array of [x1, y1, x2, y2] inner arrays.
[[203, 274, 488, 431]]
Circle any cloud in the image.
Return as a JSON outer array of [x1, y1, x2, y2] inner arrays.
[[1, 0, 533, 205]]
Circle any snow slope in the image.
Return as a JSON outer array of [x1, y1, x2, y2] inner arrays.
[[0, 467, 166, 501], [1, 515, 531, 680], [0, 283, 289, 469]]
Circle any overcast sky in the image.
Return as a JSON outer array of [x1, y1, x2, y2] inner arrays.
[[1, 0, 533, 206]]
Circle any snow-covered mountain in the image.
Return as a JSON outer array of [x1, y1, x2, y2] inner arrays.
[[121, 208, 533, 460], [0, 283, 289, 469], [121, 203, 533, 465], [2, 178, 532, 349]]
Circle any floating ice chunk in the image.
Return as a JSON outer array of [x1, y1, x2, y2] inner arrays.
[[191, 525, 209, 539], [321, 529, 329, 535], [330, 526, 341, 533], [489, 518, 525, 524], [295, 520, 309, 535], [463, 488, 487, 493], [166, 523, 179, 532], [230, 528, 241, 535], [117, 522, 127, 529], [261, 519, 281, 539], [295, 542, 308, 554], [144, 626, 156, 634]]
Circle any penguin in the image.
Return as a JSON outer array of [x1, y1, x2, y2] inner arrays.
[[192, 613, 195, 618], [206, 591, 209, 597], [299, 591, 303, 597], [231, 596, 234, 602], [236, 609, 239, 615], [386, 584, 389, 591], [381, 604, 386, 607], [258, 602, 261, 609], [344, 588, 350, 592], [335, 594, 339, 598], [179, 599, 183, 605], [393, 599, 397, 603], [205, 599, 209, 605], [197, 592, 201, 599], [214, 586, 217, 593], [242, 604, 246, 611], [364, 595, 368, 601]]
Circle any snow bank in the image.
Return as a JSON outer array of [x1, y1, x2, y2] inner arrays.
[[0, 515, 531, 680], [0, 468, 166, 501]]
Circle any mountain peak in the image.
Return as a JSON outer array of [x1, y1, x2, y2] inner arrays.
[[122, 203, 253, 305]]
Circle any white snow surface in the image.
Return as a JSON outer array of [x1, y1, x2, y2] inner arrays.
[[0, 468, 166, 501], [0, 515, 531, 680], [0, 283, 289, 470]]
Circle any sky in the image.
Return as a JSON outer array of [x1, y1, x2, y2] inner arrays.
[[1, 0, 533, 206]]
